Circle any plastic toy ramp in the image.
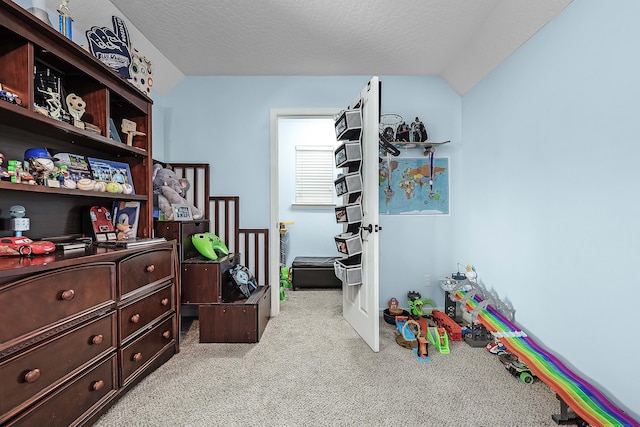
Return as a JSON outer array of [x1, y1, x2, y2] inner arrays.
[[427, 327, 450, 354], [454, 290, 638, 427], [395, 318, 431, 362]]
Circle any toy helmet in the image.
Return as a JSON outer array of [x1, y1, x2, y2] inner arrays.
[[24, 147, 52, 161]]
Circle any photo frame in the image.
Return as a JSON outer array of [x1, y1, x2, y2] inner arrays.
[[171, 203, 193, 221], [87, 157, 135, 194], [112, 201, 141, 239]]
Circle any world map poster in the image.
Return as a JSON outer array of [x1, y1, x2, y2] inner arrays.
[[379, 157, 449, 215]]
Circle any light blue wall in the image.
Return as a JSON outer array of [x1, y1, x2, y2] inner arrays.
[[158, 77, 462, 311], [460, 0, 640, 418], [153, 2, 639, 416]]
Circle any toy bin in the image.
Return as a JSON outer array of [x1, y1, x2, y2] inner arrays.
[[334, 141, 362, 168], [334, 255, 362, 286], [334, 109, 362, 141], [334, 172, 362, 197], [334, 232, 362, 256], [334, 203, 362, 224]]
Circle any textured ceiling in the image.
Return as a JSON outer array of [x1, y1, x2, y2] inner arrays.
[[44, 0, 572, 95]]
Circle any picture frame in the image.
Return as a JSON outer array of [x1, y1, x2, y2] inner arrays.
[[86, 157, 135, 194], [171, 203, 193, 221], [112, 201, 141, 239]]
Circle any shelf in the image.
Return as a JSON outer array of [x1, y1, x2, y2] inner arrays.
[[0, 102, 149, 158], [0, 181, 147, 200]]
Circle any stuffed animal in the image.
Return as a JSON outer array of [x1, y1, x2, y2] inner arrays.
[[152, 164, 203, 220]]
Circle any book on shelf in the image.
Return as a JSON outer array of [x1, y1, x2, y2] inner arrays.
[[94, 237, 167, 249]]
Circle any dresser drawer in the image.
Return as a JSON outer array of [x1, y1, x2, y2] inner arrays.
[[119, 316, 175, 386], [0, 263, 116, 351], [5, 355, 117, 427], [118, 248, 174, 298], [119, 283, 175, 344], [0, 312, 116, 423]]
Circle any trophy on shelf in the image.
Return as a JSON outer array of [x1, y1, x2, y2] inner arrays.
[[57, 0, 73, 40]]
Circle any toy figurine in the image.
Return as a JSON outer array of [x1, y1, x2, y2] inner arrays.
[[24, 148, 59, 186], [0, 152, 8, 179], [410, 117, 428, 142]]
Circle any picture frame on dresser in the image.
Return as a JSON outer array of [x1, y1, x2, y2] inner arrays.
[[171, 203, 193, 221]]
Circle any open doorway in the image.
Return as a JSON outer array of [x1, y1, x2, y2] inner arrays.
[[269, 108, 341, 316]]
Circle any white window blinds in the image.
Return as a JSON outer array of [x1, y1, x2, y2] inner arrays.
[[295, 145, 335, 205]]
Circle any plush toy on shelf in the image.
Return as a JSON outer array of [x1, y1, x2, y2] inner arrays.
[[152, 163, 203, 221]]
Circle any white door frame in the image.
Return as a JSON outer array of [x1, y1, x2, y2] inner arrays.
[[269, 108, 341, 316]]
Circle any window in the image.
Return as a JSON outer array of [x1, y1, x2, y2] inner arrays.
[[294, 145, 335, 206]]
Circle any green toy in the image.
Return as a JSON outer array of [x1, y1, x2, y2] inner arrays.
[[427, 327, 450, 354], [407, 290, 436, 316], [192, 232, 229, 260]]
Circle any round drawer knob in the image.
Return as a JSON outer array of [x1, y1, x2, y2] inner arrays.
[[146, 264, 155, 273], [24, 369, 41, 383], [61, 289, 75, 301], [91, 335, 104, 345], [161, 298, 169, 306], [162, 330, 171, 339], [92, 380, 105, 391], [132, 352, 142, 362], [130, 314, 140, 324]]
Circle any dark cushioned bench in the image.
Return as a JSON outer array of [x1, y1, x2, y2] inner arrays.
[[291, 256, 342, 290]]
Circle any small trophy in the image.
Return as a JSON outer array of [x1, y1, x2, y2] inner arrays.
[[66, 93, 85, 129], [57, 0, 73, 40]]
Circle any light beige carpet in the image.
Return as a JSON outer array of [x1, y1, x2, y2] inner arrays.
[[95, 289, 560, 426]]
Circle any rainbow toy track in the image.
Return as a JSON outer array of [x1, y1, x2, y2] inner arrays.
[[454, 289, 638, 427]]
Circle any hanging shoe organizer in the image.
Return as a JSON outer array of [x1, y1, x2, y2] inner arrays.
[[332, 105, 364, 286]]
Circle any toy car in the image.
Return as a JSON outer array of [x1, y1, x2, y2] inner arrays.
[[0, 236, 56, 256], [505, 359, 536, 384], [486, 341, 508, 355]]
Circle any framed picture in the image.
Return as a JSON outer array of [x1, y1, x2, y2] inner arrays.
[[171, 203, 193, 221], [112, 201, 141, 239], [87, 157, 135, 194]]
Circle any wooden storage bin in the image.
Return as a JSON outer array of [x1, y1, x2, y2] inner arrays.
[[199, 286, 271, 343], [180, 253, 240, 305], [154, 220, 210, 261]]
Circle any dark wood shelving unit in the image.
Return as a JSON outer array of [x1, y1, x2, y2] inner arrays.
[[0, 2, 179, 425]]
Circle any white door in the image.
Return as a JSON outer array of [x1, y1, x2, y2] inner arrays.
[[343, 77, 380, 352]]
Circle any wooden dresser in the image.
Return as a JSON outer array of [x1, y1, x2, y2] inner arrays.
[[0, 242, 179, 426]]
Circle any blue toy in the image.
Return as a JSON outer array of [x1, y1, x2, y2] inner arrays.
[[192, 232, 229, 260]]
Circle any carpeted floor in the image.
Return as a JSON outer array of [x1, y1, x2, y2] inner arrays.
[[94, 289, 560, 426]]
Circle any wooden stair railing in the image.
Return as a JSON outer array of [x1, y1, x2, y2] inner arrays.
[[155, 161, 270, 288], [209, 196, 269, 287], [237, 228, 269, 287]]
